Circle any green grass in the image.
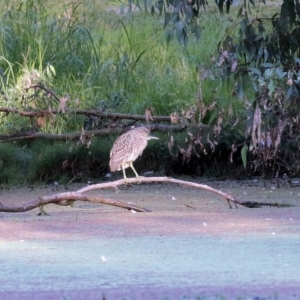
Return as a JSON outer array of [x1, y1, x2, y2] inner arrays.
[[0, 143, 32, 184], [0, 0, 245, 129]]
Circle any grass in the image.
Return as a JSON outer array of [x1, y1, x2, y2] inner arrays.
[[0, 143, 32, 184], [0, 1, 241, 125]]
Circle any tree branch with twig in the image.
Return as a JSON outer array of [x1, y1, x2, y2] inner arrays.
[[0, 177, 291, 215]]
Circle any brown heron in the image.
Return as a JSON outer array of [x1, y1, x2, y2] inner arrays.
[[109, 126, 159, 183]]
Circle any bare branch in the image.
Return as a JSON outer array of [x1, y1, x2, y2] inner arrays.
[[78, 177, 240, 208], [0, 176, 238, 214], [1, 176, 286, 214], [0, 123, 210, 142], [27, 85, 60, 102], [0, 107, 177, 121], [0, 192, 151, 213]]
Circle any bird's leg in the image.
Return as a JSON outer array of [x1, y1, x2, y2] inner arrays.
[[129, 162, 141, 183], [121, 163, 128, 185]]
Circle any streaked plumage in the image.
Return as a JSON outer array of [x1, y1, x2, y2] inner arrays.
[[109, 127, 158, 183]]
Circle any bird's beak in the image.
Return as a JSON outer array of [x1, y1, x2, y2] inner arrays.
[[148, 135, 159, 140]]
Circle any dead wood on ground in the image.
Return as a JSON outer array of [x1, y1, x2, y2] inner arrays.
[[0, 177, 291, 214]]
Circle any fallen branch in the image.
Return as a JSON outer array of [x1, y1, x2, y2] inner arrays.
[[237, 201, 293, 208], [0, 106, 174, 121], [0, 177, 288, 214], [77, 177, 241, 208], [0, 123, 209, 142], [0, 192, 151, 213], [1, 177, 235, 213]]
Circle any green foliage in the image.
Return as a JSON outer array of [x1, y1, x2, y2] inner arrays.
[[0, 0, 236, 130], [28, 138, 111, 183], [1, 0, 300, 180], [213, 0, 300, 177], [0, 143, 32, 184]]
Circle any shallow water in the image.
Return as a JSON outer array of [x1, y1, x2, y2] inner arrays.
[[0, 180, 300, 299]]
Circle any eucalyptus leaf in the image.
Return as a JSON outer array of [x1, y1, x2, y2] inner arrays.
[[275, 68, 287, 79], [155, 0, 163, 14], [209, 73, 216, 80], [254, 33, 264, 41], [247, 67, 261, 76], [237, 6, 243, 18], [241, 144, 248, 169], [287, 86, 293, 99], [293, 86, 299, 97], [268, 79, 274, 96], [237, 84, 244, 100], [264, 68, 273, 77], [261, 63, 273, 68]]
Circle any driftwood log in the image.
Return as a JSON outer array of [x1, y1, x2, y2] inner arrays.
[[0, 177, 291, 214]]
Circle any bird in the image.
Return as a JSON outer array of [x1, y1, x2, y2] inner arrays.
[[109, 126, 159, 184]]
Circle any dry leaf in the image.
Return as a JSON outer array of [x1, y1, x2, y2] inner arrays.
[[170, 112, 179, 124], [59, 94, 69, 113], [233, 117, 240, 126], [36, 116, 46, 128], [230, 144, 237, 163], [62, 160, 69, 170], [244, 96, 252, 109], [274, 120, 285, 151], [217, 54, 225, 67], [145, 107, 154, 124], [214, 124, 221, 137], [75, 98, 80, 107], [266, 132, 272, 148], [187, 131, 194, 138], [252, 105, 262, 147], [217, 50, 229, 67], [208, 101, 217, 110], [200, 70, 209, 81], [186, 144, 193, 164], [179, 147, 186, 155], [231, 59, 238, 72], [217, 113, 223, 126], [201, 107, 208, 119], [168, 135, 174, 155], [184, 108, 195, 121], [169, 135, 174, 147], [207, 134, 215, 152], [222, 50, 229, 59], [197, 85, 203, 102], [195, 136, 207, 155]]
